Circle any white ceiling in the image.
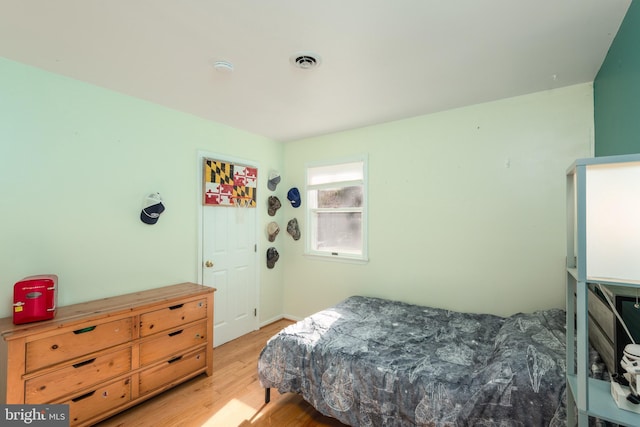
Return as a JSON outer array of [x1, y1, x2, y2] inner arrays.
[[0, 1, 631, 142]]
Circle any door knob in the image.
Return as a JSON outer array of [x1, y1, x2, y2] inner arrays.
[[205, 260, 214, 268]]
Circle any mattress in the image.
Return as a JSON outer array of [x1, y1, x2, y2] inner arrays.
[[258, 295, 567, 426]]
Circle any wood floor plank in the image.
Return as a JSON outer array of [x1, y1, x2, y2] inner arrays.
[[95, 319, 346, 427]]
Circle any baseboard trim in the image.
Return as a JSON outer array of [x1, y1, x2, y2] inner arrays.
[[259, 314, 301, 328]]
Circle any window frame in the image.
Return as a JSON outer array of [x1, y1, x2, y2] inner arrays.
[[304, 155, 368, 263]]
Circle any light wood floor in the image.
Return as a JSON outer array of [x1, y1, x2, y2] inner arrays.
[[96, 319, 346, 427]]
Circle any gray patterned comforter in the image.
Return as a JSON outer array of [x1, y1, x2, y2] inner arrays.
[[258, 296, 567, 426]]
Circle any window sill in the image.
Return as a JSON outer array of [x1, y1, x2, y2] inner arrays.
[[303, 252, 369, 264]]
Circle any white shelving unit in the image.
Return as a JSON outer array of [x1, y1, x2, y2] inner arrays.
[[566, 153, 640, 426]]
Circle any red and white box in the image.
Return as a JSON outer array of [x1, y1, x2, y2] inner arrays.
[[13, 274, 58, 324]]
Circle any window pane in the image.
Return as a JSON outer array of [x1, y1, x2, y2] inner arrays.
[[315, 212, 362, 253], [317, 186, 363, 208]]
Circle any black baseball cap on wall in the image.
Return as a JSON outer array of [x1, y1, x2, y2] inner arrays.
[[141, 193, 165, 224]]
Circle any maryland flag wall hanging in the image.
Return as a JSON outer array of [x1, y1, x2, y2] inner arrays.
[[203, 159, 257, 207]]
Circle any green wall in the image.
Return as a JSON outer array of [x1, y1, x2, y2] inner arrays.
[[281, 84, 594, 318], [594, 1, 640, 156], [0, 58, 285, 321]]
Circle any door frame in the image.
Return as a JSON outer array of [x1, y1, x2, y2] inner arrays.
[[196, 150, 261, 337]]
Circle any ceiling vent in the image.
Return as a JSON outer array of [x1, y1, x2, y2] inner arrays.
[[291, 52, 321, 70]]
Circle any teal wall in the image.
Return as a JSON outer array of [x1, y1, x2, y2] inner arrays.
[[594, 1, 640, 156]]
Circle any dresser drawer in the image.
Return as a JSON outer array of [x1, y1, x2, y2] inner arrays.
[[139, 348, 207, 395], [26, 318, 133, 372], [140, 299, 207, 336], [66, 378, 131, 426], [140, 321, 207, 366], [25, 347, 132, 403]]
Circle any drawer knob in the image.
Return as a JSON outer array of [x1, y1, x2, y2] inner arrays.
[[73, 326, 96, 335], [73, 358, 96, 368], [168, 355, 183, 364], [72, 390, 96, 402]]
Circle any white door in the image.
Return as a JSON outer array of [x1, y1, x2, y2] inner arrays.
[[199, 155, 259, 348]]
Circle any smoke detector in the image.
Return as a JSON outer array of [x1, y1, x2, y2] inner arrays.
[[212, 60, 234, 73], [290, 52, 321, 70]]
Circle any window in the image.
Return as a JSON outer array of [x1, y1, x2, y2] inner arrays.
[[306, 157, 367, 261]]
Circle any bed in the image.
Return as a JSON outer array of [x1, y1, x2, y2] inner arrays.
[[258, 295, 568, 426]]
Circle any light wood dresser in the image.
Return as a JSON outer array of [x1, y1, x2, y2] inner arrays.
[[0, 282, 215, 426]]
